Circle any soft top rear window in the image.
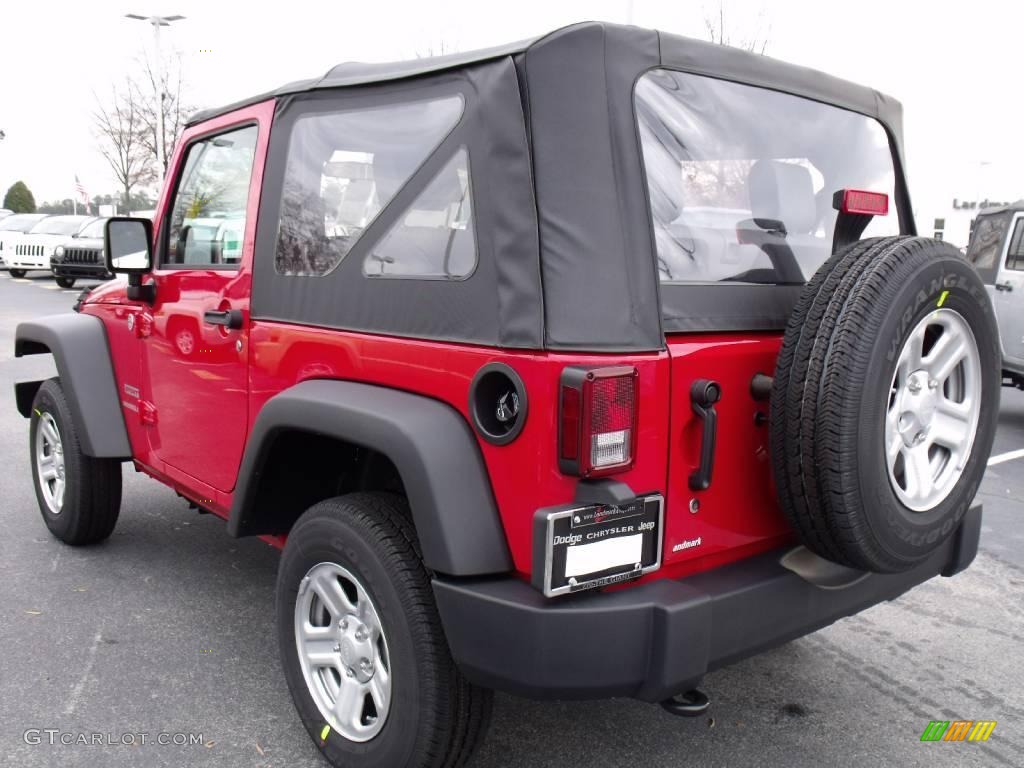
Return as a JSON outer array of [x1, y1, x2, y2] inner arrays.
[[635, 69, 899, 288], [966, 211, 1012, 271]]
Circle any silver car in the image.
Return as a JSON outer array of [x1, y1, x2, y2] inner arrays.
[[967, 201, 1024, 387]]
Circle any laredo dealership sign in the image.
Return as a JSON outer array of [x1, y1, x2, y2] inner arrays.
[[953, 199, 1012, 210]]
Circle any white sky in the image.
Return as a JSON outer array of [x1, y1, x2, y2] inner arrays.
[[1, 0, 1021, 224]]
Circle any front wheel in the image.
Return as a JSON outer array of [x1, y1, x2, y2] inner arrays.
[[276, 493, 492, 768], [55, 276, 76, 289], [9, 268, 27, 278], [30, 379, 122, 544]]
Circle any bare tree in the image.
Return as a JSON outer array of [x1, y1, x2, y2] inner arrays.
[[133, 52, 192, 175], [703, 1, 770, 54], [94, 82, 156, 213], [415, 38, 459, 58]]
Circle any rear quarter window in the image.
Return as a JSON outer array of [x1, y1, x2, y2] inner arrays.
[[274, 95, 465, 277], [635, 70, 899, 286]]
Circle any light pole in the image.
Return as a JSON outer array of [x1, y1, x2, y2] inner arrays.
[[125, 13, 185, 179], [975, 160, 991, 207]]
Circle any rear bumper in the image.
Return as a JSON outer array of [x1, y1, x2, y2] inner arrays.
[[433, 503, 981, 703]]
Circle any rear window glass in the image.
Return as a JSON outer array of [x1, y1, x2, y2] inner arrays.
[[275, 95, 464, 276], [635, 70, 899, 285], [966, 211, 1012, 271]]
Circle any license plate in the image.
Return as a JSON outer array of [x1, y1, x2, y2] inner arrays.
[[533, 495, 663, 597]]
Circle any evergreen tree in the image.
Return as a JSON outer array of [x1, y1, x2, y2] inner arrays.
[[3, 181, 36, 213]]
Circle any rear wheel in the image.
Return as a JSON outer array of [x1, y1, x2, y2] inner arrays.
[[276, 492, 492, 768], [55, 276, 75, 289], [29, 379, 122, 544], [9, 268, 26, 278], [771, 237, 1000, 572]]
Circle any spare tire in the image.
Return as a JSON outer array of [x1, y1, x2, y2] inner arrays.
[[770, 236, 1000, 573]]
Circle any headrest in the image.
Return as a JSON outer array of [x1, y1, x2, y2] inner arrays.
[[748, 160, 816, 234]]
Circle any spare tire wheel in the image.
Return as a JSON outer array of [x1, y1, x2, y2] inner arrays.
[[770, 237, 1000, 573]]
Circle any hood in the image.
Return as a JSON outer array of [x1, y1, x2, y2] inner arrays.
[[61, 236, 104, 250], [0, 231, 24, 250]]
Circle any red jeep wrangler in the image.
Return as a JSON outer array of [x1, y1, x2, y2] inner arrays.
[[14, 22, 999, 768]]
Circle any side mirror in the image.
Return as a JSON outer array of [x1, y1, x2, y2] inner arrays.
[[104, 217, 153, 274]]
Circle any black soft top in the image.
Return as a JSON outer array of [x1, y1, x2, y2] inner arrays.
[[189, 23, 904, 135], [202, 23, 913, 352], [185, 36, 538, 127]]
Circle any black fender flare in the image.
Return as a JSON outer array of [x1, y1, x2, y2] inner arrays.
[[14, 313, 131, 459], [229, 379, 513, 577]]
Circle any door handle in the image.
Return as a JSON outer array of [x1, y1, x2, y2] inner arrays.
[[995, 282, 1013, 292], [688, 379, 721, 491], [203, 309, 244, 330]]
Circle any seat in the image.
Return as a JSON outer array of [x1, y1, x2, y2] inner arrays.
[[748, 160, 830, 279]]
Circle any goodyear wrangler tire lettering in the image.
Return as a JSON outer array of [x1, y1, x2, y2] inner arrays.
[[770, 237, 1000, 573]]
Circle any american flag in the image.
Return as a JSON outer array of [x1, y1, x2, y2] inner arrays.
[[74, 175, 89, 211]]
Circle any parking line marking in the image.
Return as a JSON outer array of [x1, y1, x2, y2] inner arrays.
[[12, 278, 29, 283], [64, 629, 102, 715], [42, 285, 60, 290], [988, 449, 1024, 467]]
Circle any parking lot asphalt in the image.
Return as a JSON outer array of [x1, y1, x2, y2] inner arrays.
[[0, 270, 1021, 768]]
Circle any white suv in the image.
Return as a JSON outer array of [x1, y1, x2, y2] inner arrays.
[[967, 202, 1024, 387], [6, 215, 95, 277], [0, 213, 50, 272]]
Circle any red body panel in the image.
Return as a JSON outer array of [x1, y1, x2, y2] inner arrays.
[[248, 324, 670, 575], [658, 333, 793, 580], [82, 99, 794, 585], [133, 102, 271, 495]]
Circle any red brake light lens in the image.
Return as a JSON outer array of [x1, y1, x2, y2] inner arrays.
[[560, 386, 580, 462], [560, 366, 638, 477], [837, 189, 889, 216]]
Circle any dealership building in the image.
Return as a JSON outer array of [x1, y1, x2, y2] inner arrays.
[[917, 197, 1017, 249]]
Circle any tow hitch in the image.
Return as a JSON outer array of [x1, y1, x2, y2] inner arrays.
[[660, 689, 711, 718]]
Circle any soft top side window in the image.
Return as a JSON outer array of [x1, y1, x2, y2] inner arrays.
[[363, 147, 476, 280], [635, 70, 898, 285], [274, 95, 464, 277], [1006, 218, 1024, 272]]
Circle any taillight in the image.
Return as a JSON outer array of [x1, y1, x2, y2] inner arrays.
[[834, 189, 889, 216], [559, 366, 638, 477]]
